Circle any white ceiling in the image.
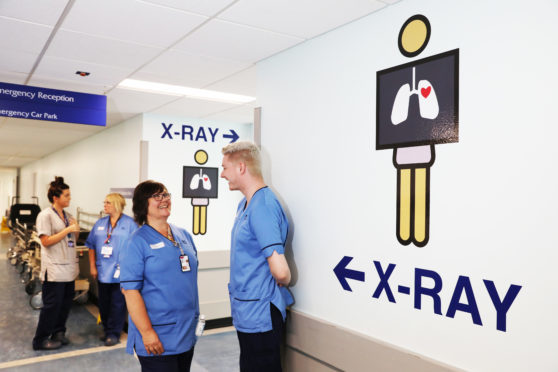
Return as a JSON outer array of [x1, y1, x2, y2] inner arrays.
[[0, 0, 400, 168]]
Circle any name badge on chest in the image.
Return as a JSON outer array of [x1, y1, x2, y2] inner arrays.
[[101, 245, 113, 258], [180, 255, 190, 272]]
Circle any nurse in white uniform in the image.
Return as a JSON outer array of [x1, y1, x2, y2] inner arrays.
[[120, 180, 199, 372], [32, 176, 80, 350]]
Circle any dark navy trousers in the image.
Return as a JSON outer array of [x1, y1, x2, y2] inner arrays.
[[32, 273, 74, 348], [97, 282, 127, 339], [236, 303, 284, 372], [137, 348, 195, 372]]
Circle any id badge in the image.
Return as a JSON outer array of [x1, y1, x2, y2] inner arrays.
[[180, 255, 190, 272], [101, 245, 113, 258], [113, 265, 120, 279]]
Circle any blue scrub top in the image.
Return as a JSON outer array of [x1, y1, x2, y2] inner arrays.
[[85, 214, 137, 283], [229, 187, 294, 333], [120, 224, 199, 356]]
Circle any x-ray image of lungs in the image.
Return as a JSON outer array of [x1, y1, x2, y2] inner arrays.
[[391, 67, 439, 125], [190, 169, 212, 191], [376, 49, 458, 149]]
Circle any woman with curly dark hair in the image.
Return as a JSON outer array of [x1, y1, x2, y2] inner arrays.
[[120, 180, 200, 372]]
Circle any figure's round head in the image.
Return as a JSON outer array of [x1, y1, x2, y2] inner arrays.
[[398, 14, 431, 58], [194, 150, 208, 165]]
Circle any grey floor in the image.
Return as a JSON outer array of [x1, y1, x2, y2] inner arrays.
[[0, 233, 239, 371]]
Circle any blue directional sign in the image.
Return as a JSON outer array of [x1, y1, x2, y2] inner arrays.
[[333, 256, 365, 291], [160, 122, 239, 143], [333, 256, 523, 332], [0, 82, 106, 126]]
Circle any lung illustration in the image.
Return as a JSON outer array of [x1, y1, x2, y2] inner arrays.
[[390, 67, 439, 125]]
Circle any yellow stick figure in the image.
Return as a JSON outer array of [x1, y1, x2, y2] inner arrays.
[[376, 14, 459, 247], [192, 150, 209, 235], [184, 150, 218, 235]]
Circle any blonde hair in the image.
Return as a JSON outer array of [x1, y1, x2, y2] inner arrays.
[[222, 141, 262, 177], [105, 193, 126, 214]]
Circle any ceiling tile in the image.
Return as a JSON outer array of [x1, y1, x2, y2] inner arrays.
[[140, 0, 237, 16], [0, 0, 68, 26], [0, 16, 52, 54], [173, 19, 303, 63], [106, 88, 181, 125], [0, 71, 27, 85], [0, 48, 38, 74], [34, 56, 132, 87], [0, 156, 40, 168], [151, 95, 238, 118], [133, 49, 251, 88], [204, 65, 257, 96], [46, 29, 164, 70], [61, 0, 208, 48], [28, 76, 108, 95], [203, 103, 256, 123], [218, 0, 386, 39]]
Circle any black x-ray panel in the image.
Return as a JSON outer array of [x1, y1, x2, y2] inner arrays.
[[376, 49, 459, 149]]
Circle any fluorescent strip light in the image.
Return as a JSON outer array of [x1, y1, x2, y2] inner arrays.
[[118, 79, 256, 104]]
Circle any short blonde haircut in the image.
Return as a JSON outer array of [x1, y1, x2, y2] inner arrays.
[[105, 193, 126, 214], [222, 141, 262, 177]]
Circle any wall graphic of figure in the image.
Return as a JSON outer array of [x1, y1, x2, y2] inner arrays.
[[183, 150, 218, 235], [376, 15, 459, 247]]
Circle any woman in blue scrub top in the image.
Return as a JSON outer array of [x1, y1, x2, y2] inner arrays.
[[85, 193, 137, 346], [120, 180, 199, 372]]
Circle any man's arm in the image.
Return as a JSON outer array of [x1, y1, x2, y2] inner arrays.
[[267, 250, 291, 286]]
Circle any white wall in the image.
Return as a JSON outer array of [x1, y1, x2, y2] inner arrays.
[[258, 0, 558, 371], [20, 115, 143, 218], [0, 168, 17, 217], [141, 113, 253, 252]]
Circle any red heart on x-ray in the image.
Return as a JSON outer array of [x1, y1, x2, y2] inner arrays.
[[421, 86, 431, 98], [204, 178, 208, 181]]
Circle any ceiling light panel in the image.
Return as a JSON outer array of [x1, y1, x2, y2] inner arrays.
[[61, 0, 208, 48], [218, 0, 386, 39], [119, 79, 255, 104], [173, 19, 303, 63]]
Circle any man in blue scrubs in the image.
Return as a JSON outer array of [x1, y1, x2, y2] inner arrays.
[[221, 141, 293, 372]]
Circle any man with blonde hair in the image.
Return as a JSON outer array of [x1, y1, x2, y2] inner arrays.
[[221, 141, 293, 372]]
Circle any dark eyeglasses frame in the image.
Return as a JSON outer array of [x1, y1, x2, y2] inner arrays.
[[151, 192, 171, 201]]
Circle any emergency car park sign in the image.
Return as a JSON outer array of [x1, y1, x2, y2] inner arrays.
[[0, 82, 106, 126]]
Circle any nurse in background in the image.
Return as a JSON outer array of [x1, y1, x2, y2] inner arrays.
[[120, 180, 199, 372], [85, 193, 137, 346], [32, 176, 80, 351]]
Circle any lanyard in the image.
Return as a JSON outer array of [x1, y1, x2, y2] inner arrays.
[[52, 207, 72, 239], [167, 225, 185, 256], [105, 216, 121, 244]]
